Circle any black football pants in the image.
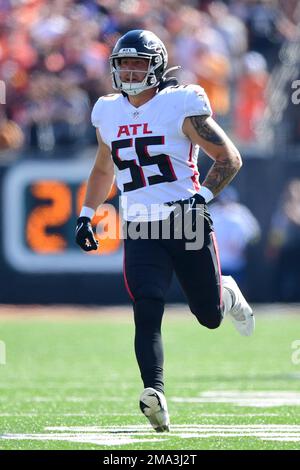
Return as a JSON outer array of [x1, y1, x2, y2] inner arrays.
[[123, 200, 223, 394]]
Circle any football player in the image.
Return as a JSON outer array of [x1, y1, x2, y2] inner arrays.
[[75, 30, 254, 433]]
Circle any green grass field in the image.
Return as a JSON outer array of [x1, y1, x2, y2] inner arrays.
[[0, 305, 300, 450]]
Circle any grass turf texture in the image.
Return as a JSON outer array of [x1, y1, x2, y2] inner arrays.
[[0, 305, 300, 450]]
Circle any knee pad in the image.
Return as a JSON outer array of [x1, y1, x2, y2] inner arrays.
[[134, 284, 165, 303]]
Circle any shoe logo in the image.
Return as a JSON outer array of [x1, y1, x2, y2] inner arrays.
[[140, 401, 151, 414]]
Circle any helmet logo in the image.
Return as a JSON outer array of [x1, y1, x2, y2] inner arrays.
[[119, 48, 138, 54], [144, 42, 162, 53]]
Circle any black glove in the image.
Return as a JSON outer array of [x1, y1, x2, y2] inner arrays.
[[189, 193, 214, 231], [75, 216, 99, 251], [165, 193, 207, 215], [165, 193, 213, 234]]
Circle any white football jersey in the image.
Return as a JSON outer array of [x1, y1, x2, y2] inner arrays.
[[91, 84, 212, 221]]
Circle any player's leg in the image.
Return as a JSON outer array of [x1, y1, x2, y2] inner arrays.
[[207, 229, 254, 336], [171, 219, 254, 335], [171, 226, 224, 330], [206, 229, 254, 336], [123, 224, 172, 431], [124, 235, 173, 393]]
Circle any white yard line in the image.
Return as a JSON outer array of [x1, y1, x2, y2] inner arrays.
[[2, 424, 300, 446], [0, 396, 129, 403], [171, 390, 300, 407]]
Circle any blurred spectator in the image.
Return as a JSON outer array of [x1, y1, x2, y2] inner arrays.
[[234, 51, 269, 143], [210, 186, 261, 291], [230, 0, 299, 70], [19, 71, 90, 151], [0, 108, 24, 151], [267, 178, 300, 301], [207, 1, 248, 74], [175, 6, 231, 119], [192, 43, 231, 119]]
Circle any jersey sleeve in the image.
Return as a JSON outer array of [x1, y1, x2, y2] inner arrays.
[[91, 98, 103, 128], [178, 84, 212, 137], [184, 84, 212, 118]]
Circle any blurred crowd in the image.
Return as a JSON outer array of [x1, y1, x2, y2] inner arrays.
[[210, 186, 261, 293], [1, 0, 299, 153], [267, 178, 300, 302]]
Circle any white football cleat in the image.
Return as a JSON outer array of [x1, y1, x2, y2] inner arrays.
[[139, 387, 170, 432], [222, 276, 255, 337]]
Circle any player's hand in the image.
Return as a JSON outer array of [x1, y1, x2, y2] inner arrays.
[[193, 193, 213, 229], [75, 216, 99, 251], [166, 193, 213, 233]]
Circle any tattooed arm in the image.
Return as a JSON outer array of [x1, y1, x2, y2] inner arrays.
[[182, 115, 242, 197]]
